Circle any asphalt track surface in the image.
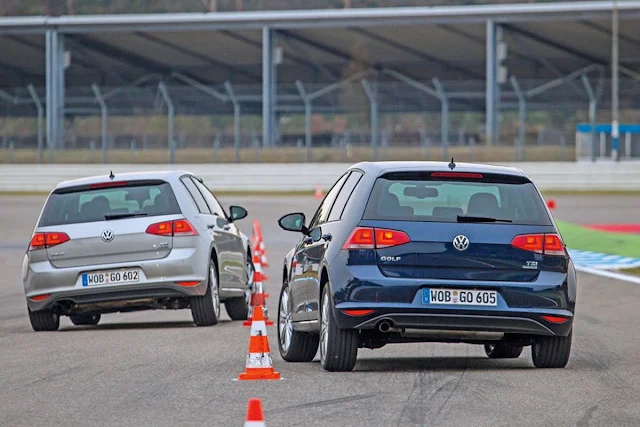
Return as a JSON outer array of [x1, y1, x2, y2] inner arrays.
[[1, 195, 640, 427]]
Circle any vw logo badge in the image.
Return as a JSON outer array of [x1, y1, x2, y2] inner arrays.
[[101, 229, 115, 243], [453, 235, 470, 251]]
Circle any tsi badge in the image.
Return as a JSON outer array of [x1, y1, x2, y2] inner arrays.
[[523, 260, 539, 270], [380, 256, 401, 262]]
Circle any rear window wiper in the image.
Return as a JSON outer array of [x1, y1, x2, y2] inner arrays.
[[457, 215, 512, 223], [104, 212, 148, 220]]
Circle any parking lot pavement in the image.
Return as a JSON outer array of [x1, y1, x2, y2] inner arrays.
[[1, 195, 640, 427]]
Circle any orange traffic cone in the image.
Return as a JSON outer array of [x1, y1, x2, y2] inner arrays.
[[314, 184, 323, 199], [252, 240, 269, 282], [244, 255, 273, 327], [237, 306, 281, 381], [244, 398, 267, 427]]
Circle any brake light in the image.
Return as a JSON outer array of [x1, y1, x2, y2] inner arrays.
[[343, 227, 410, 250], [88, 181, 129, 189], [343, 227, 375, 249], [173, 219, 197, 236], [29, 232, 70, 250], [544, 234, 565, 256], [375, 229, 411, 249], [541, 315, 569, 324], [431, 172, 483, 179], [511, 233, 565, 256], [342, 309, 375, 317], [29, 294, 51, 301], [146, 219, 198, 236]]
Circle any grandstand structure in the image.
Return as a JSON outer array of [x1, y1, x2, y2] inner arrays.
[[1, 1, 640, 162]]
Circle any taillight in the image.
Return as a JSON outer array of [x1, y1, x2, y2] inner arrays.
[[343, 227, 375, 249], [29, 232, 70, 251], [342, 309, 375, 317], [511, 233, 565, 256], [375, 229, 411, 248], [88, 181, 129, 189], [29, 294, 51, 301], [146, 219, 197, 236], [431, 172, 483, 179], [343, 227, 410, 250], [541, 315, 569, 324]]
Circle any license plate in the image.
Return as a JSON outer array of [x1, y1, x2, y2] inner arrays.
[[82, 269, 140, 287], [423, 288, 498, 306]]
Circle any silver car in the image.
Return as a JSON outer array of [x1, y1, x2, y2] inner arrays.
[[23, 170, 254, 331]]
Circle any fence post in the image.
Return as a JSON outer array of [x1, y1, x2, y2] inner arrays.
[[9, 141, 14, 164], [130, 138, 136, 163], [213, 133, 220, 163]]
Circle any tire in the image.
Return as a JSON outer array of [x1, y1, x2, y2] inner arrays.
[[484, 343, 523, 359], [277, 282, 319, 362], [190, 258, 220, 326], [225, 251, 254, 321], [28, 308, 60, 332], [70, 314, 101, 326], [319, 285, 359, 372], [532, 331, 572, 368], [225, 297, 249, 321]]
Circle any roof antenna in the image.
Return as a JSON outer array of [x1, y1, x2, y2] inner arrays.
[[448, 158, 456, 170], [109, 171, 115, 180]]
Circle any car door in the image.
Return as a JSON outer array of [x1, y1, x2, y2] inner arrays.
[[180, 176, 236, 289], [304, 171, 363, 321], [192, 177, 246, 288]]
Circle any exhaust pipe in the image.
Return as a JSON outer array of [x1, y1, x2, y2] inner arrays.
[[378, 321, 392, 333]]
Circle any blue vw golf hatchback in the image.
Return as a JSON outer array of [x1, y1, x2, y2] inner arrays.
[[277, 161, 576, 372]]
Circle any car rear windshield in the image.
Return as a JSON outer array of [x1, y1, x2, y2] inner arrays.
[[363, 172, 552, 226], [39, 180, 181, 226]]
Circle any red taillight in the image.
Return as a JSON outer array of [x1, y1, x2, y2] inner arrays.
[[29, 232, 70, 250], [88, 181, 129, 189], [176, 281, 201, 287], [544, 234, 565, 256], [541, 315, 569, 324], [375, 229, 411, 249], [343, 227, 375, 249], [146, 219, 198, 237], [511, 233, 565, 256], [173, 219, 197, 236], [29, 294, 51, 301], [343, 227, 410, 250], [342, 309, 375, 317], [431, 172, 483, 179]]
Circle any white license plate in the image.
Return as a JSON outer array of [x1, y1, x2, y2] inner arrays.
[[423, 288, 498, 306], [82, 269, 140, 287]]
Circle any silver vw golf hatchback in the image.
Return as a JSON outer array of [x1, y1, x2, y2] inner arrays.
[[23, 170, 254, 331]]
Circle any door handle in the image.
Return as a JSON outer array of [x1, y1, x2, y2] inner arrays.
[[321, 233, 332, 242], [207, 224, 215, 229]]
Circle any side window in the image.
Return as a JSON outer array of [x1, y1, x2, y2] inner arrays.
[[192, 178, 226, 217], [328, 171, 363, 222], [181, 176, 211, 214], [309, 173, 349, 229]]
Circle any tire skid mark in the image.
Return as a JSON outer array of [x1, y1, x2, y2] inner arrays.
[[271, 393, 377, 413]]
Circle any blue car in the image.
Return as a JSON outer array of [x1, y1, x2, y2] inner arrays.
[[277, 161, 576, 372]]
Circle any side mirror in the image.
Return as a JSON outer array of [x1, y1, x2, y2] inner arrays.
[[229, 206, 248, 222], [278, 212, 308, 234]]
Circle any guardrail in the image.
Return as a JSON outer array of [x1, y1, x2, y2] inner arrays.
[[1, 162, 639, 193]]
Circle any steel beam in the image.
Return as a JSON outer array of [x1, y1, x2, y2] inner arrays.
[[486, 21, 498, 146], [262, 27, 277, 148], [91, 84, 108, 164], [171, 72, 228, 102], [135, 32, 261, 82], [526, 64, 601, 98], [612, 0, 620, 161], [351, 28, 484, 79], [46, 29, 65, 159], [157, 82, 176, 164], [27, 84, 44, 164], [582, 74, 598, 162]]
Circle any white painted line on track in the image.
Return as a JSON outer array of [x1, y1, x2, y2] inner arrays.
[[575, 266, 640, 285]]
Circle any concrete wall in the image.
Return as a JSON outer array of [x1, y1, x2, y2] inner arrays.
[[1, 162, 639, 192]]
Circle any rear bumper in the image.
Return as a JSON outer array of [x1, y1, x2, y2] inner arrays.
[[334, 307, 573, 337], [24, 247, 209, 312]]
